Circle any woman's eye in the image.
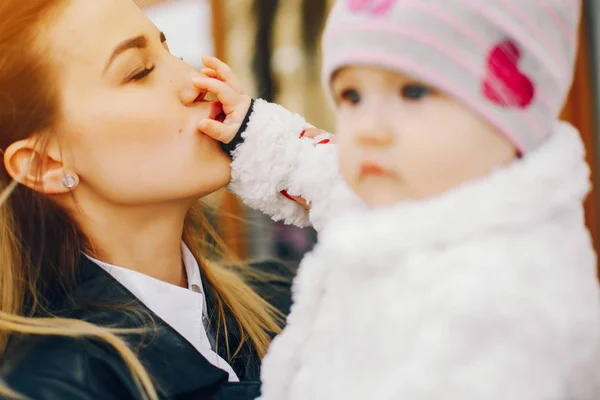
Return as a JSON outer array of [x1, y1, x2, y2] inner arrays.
[[401, 84, 432, 100], [129, 65, 155, 82], [340, 88, 361, 105]]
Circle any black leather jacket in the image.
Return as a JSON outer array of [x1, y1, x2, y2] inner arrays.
[[1, 256, 293, 400]]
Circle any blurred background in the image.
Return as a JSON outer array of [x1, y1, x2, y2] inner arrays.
[[139, 0, 599, 268]]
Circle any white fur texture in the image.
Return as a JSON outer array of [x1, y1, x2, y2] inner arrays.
[[228, 99, 354, 230], [258, 121, 600, 400]]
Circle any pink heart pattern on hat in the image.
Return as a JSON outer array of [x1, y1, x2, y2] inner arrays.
[[482, 39, 535, 109], [347, 0, 396, 15]]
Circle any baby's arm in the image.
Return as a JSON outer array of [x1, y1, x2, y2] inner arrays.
[[226, 99, 339, 229], [196, 57, 341, 230]]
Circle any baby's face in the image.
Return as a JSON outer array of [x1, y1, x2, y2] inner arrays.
[[331, 66, 517, 207]]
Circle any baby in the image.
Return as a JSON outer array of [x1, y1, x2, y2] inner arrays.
[[197, 0, 600, 398]]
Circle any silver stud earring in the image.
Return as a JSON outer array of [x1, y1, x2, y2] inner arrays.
[[62, 175, 77, 189]]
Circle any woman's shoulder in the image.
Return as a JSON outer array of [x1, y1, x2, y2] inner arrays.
[[2, 335, 140, 400]]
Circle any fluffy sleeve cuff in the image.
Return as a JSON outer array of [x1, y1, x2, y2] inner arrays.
[[228, 99, 340, 229]]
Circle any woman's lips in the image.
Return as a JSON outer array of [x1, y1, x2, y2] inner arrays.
[[207, 101, 224, 121], [194, 92, 206, 103]]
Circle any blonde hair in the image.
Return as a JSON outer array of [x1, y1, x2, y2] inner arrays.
[[0, 1, 284, 398]]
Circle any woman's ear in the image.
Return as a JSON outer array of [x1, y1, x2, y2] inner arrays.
[[3, 136, 79, 194]]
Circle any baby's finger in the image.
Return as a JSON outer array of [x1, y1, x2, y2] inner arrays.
[[200, 68, 218, 78], [200, 66, 239, 94], [292, 196, 310, 211], [280, 190, 310, 211], [202, 56, 244, 94], [300, 127, 328, 139], [198, 119, 237, 144], [312, 132, 335, 146], [193, 76, 243, 110]]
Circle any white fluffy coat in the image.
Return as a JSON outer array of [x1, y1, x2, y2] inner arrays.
[[229, 101, 600, 400]]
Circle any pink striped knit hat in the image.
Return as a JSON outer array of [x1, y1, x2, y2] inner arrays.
[[322, 0, 581, 153]]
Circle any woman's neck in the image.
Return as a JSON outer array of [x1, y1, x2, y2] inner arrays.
[[73, 201, 190, 287]]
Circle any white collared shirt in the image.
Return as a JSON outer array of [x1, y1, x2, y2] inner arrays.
[[85, 243, 239, 382]]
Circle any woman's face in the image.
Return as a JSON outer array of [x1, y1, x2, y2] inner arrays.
[[47, 0, 230, 206]]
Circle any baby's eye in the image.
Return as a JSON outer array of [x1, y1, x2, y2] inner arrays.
[[340, 88, 361, 105], [401, 84, 432, 100]]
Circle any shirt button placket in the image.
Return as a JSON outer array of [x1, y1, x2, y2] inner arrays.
[[191, 284, 202, 294]]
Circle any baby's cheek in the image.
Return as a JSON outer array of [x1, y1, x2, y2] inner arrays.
[[337, 145, 358, 184]]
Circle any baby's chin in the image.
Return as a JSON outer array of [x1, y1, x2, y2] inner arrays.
[[353, 179, 408, 208]]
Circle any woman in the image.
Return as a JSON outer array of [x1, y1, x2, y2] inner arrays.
[[0, 0, 294, 398]]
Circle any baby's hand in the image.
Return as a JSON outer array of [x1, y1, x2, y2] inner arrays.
[[301, 127, 336, 145], [280, 128, 335, 211], [195, 56, 252, 144]]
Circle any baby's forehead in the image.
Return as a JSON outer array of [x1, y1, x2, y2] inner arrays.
[[331, 66, 425, 86]]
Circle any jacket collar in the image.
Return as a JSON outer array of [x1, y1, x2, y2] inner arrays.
[[61, 256, 237, 396]]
